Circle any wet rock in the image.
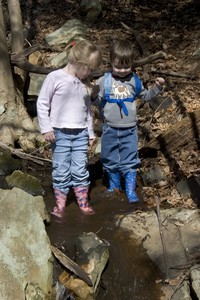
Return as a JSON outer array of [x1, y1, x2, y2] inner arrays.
[[6, 169, 45, 196], [54, 281, 75, 300], [118, 208, 200, 300], [59, 273, 93, 300], [58, 232, 109, 299], [119, 208, 200, 278], [75, 232, 109, 291], [0, 150, 21, 175]]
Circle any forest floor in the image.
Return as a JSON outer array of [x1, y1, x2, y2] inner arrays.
[[23, 0, 200, 209]]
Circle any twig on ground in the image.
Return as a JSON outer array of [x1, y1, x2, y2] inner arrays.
[[155, 195, 169, 283], [0, 142, 51, 165]]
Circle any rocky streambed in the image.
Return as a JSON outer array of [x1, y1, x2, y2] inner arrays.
[[0, 149, 200, 299]]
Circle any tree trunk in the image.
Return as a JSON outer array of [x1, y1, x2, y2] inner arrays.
[[0, 0, 42, 151], [8, 0, 24, 53], [145, 109, 200, 152], [0, 0, 15, 100]]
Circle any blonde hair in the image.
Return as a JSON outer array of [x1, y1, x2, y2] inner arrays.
[[110, 39, 134, 66], [67, 39, 102, 71]]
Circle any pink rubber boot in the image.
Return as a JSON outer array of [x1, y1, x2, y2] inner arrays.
[[51, 189, 67, 218], [73, 186, 95, 215]]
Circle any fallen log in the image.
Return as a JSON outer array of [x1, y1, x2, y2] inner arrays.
[[11, 44, 56, 74], [152, 69, 198, 80], [132, 51, 167, 68], [11, 44, 166, 77], [51, 245, 93, 287], [0, 142, 51, 165], [92, 51, 167, 78], [145, 108, 200, 152]]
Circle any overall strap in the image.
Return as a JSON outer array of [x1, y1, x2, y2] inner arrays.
[[104, 72, 112, 101], [102, 72, 142, 116], [101, 72, 112, 108], [106, 98, 129, 115], [132, 73, 142, 100]]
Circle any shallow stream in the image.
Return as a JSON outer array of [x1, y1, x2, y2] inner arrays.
[[39, 161, 163, 300]]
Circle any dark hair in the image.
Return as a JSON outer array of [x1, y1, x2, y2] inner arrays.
[[110, 39, 134, 66]]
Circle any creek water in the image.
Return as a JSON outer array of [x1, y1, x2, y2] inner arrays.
[[38, 160, 163, 300]]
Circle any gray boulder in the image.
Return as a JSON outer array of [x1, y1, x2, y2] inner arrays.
[[0, 188, 53, 299]]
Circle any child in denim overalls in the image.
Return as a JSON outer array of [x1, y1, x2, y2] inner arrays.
[[92, 39, 165, 203], [37, 40, 102, 217]]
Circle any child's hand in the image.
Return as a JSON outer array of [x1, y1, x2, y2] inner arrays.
[[89, 138, 95, 146], [91, 85, 100, 100], [155, 77, 165, 86], [43, 131, 55, 143]]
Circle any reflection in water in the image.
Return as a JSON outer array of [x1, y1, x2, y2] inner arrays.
[[44, 178, 163, 300], [97, 230, 162, 300]]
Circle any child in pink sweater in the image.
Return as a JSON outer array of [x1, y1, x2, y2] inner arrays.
[[37, 40, 102, 218]]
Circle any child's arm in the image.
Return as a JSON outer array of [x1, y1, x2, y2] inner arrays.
[[90, 76, 104, 105], [91, 84, 100, 101], [139, 77, 165, 101], [36, 74, 55, 134], [86, 96, 96, 142]]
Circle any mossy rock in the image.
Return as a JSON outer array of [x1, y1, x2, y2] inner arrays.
[[6, 170, 45, 196], [45, 19, 87, 46], [0, 150, 21, 175]]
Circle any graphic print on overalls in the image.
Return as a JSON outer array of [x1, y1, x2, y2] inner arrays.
[[103, 72, 142, 117], [111, 82, 131, 117], [112, 82, 131, 100]]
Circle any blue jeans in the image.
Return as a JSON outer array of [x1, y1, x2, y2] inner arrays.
[[52, 128, 89, 194], [101, 124, 141, 174]]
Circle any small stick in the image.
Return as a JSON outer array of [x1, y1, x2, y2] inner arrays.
[[155, 196, 169, 283], [169, 265, 200, 300]]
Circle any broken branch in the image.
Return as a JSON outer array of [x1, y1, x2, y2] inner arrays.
[[51, 245, 93, 287], [0, 142, 51, 165], [11, 44, 56, 74], [152, 69, 198, 79]]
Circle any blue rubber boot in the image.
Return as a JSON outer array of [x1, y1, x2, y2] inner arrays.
[[124, 171, 139, 203], [107, 172, 122, 192]]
